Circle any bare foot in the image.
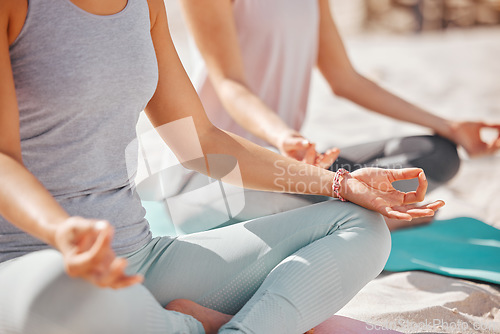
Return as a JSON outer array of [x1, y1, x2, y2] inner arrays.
[[165, 299, 233, 334], [385, 215, 434, 231]]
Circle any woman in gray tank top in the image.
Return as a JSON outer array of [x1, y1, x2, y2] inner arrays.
[[0, 0, 443, 333]]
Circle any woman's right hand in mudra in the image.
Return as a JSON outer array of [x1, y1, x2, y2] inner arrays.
[[339, 167, 445, 221], [278, 133, 340, 169], [54, 217, 143, 289]]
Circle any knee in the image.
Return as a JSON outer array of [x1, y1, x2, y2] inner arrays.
[[3, 251, 144, 334], [0, 250, 70, 334], [342, 204, 391, 276], [367, 212, 391, 275], [411, 135, 461, 183]]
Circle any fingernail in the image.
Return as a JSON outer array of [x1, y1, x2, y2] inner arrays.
[[302, 140, 309, 146], [420, 172, 426, 181]]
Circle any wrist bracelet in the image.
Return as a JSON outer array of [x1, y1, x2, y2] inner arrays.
[[332, 168, 349, 202]]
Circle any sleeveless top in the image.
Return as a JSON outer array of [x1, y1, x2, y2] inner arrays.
[[191, 0, 320, 146], [0, 0, 159, 262]]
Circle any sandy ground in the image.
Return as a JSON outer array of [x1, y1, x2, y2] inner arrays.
[[147, 2, 500, 333]]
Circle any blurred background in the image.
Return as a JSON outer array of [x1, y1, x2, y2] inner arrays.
[[331, 0, 500, 35]]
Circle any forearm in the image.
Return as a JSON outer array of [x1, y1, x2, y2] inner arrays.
[[215, 78, 298, 147], [0, 153, 69, 247], [333, 72, 454, 138], [179, 0, 298, 148], [315, 0, 452, 138], [199, 126, 334, 196]]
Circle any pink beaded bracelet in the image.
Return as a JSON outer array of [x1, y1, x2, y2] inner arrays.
[[332, 168, 349, 202]]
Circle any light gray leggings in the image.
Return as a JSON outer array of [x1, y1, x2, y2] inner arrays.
[[0, 201, 390, 334]]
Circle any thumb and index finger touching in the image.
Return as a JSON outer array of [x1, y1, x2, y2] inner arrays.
[[63, 220, 114, 275], [283, 137, 341, 167], [282, 137, 317, 165], [482, 123, 500, 153], [385, 168, 446, 215], [59, 219, 143, 287]]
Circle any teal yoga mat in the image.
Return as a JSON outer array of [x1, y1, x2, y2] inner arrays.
[[384, 217, 500, 285], [143, 201, 178, 237]]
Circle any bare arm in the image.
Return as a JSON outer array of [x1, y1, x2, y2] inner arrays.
[[145, 0, 443, 220], [179, 0, 294, 148], [317, 0, 451, 134], [179, 0, 338, 166], [0, 3, 69, 247], [316, 0, 500, 156]]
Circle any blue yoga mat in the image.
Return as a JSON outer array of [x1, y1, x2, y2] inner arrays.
[[384, 217, 500, 285]]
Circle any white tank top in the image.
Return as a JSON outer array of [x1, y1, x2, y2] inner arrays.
[[191, 0, 320, 146]]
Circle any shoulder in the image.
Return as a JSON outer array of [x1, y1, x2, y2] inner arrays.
[[0, 0, 28, 45]]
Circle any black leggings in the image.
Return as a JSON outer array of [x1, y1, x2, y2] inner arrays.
[[329, 135, 460, 192]]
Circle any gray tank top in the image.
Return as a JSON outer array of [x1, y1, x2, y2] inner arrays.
[[1, 0, 159, 262]]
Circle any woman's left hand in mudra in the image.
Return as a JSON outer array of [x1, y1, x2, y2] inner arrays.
[[448, 121, 500, 157], [338, 168, 445, 221]]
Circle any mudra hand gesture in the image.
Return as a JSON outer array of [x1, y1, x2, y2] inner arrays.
[[337, 168, 445, 221], [448, 121, 500, 157], [54, 218, 143, 289], [278, 132, 340, 169]]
